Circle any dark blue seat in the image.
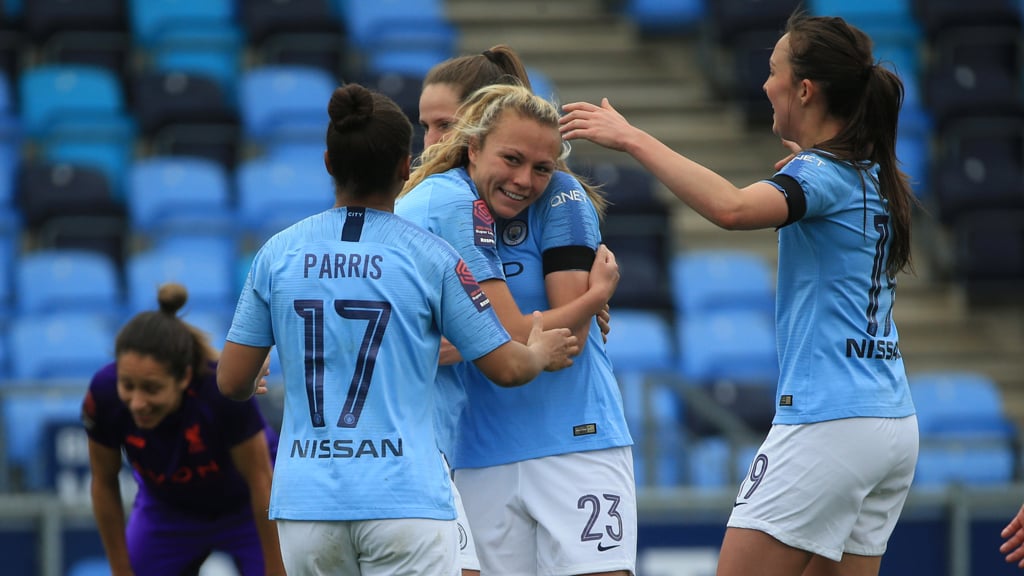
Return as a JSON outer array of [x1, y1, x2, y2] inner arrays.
[[931, 115, 1024, 223]]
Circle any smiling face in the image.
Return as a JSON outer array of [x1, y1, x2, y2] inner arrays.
[[466, 111, 560, 219], [116, 351, 190, 429], [763, 33, 801, 141], [419, 82, 461, 149]]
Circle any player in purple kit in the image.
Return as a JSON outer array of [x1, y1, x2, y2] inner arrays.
[[82, 283, 285, 576]]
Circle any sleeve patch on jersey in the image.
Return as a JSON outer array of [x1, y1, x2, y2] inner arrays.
[[779, 395, 793, 407], [456, 259, 491, 312], [472, 199, 496, 247]]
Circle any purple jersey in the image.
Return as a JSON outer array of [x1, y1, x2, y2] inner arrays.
[[82, 361, 272, 517]]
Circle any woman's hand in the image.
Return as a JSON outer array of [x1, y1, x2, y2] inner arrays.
[[774, 138, 802, 171], [588, 244, 620, 303]]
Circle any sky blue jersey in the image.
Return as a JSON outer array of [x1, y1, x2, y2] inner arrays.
[[457, 171, 633, 468], [395, 168, 506, 461], [765, 151, 915, 424], [226, 206, 510, 521]]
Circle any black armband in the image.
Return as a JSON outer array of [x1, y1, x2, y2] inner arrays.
[[542, 245, 596, 276], [771, 173, 806, 228]]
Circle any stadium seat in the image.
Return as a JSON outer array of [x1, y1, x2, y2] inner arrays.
[[18, 64, 132, 138], [912, 0, 1022, 38], [669, 249, 775, 317], [14, 249, 123, 319], [24, 0, 130, 76], [808, 0, 921, 40], [235, 155, 335, 244], [604, 309, 676, 374], [910, 370, 1016, 440], [7, 312, 116, 382], [622, 0, 705, 35], [241, 0, 348, 79], [0, 389, 89, 490], [914, 442, 1016, 487], [706, 0, 801, 44], [950, 209, 1024, 302], [126, 243, 236, 316], [19, 64, 136, 196], [931, 115, 1024, 223], [132, 70, 241, 169], [17, 162, 128, 269], [924, 25, 1023, 132], [127, 156, 235, 241], [340, 0, 458, 78], [677, 309, 778, 385], [239, 65, 339, 149]]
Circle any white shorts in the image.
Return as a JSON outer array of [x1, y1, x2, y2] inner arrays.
[[277, 517, 459, 576], [728, 416, 919, 562], [455, 446, 637, 576]]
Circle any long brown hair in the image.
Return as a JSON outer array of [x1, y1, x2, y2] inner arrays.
[[785, 12, 918, 277]]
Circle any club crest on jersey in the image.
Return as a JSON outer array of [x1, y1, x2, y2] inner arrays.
[[456, 260, 491, 312], [502, 220, 528, 247], [472, 200, 496, 247]]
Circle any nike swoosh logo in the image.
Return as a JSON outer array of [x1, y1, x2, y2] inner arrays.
[[597, 543, 621, 552], [733, 501, 748, 508]]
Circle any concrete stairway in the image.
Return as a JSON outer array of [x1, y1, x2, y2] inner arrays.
[[444, 0, 1024, 426]]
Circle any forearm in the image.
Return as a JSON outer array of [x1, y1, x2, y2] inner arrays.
[[622, 128, 749, 229], [91, 482, 133, 575]]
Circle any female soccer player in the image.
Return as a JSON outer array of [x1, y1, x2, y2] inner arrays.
[[561, 11, 920, 576], [83, 282, 285, 576], [399, 80, 635, 576], [217, 82, 580, 575]]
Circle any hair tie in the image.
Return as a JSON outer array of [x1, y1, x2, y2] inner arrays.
[[482, 49, 497, 63]]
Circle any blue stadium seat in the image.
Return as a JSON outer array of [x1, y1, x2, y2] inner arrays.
[[340, 0, 458, 77], [239, 65, 338, 148], [677, 309, 778, 385], [182, 309, 231, 352], [126, 243, 235, 316], [604, 309, 675, 374], [235, 155, 335, 244], [914, 442, 1016, 488], [15, 249, 123, 319], [7, 312, 116, 382], [622, 0, 705, 35], [670, 249, 775, 317], [910, 370, 1016, 440], [129, 0, 242, 96], [18, 64, 131, 137], [18, 65, 136, 196], [808, 0, 922, 40], [0, 389, 88, 490], [127, 156, 235, 240]]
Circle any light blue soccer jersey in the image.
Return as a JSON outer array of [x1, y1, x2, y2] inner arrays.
[[226, 206, 511, 521], [765, 151, 915, 424], [455, 171, 633, 468], [396, 168, 506, 460]]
